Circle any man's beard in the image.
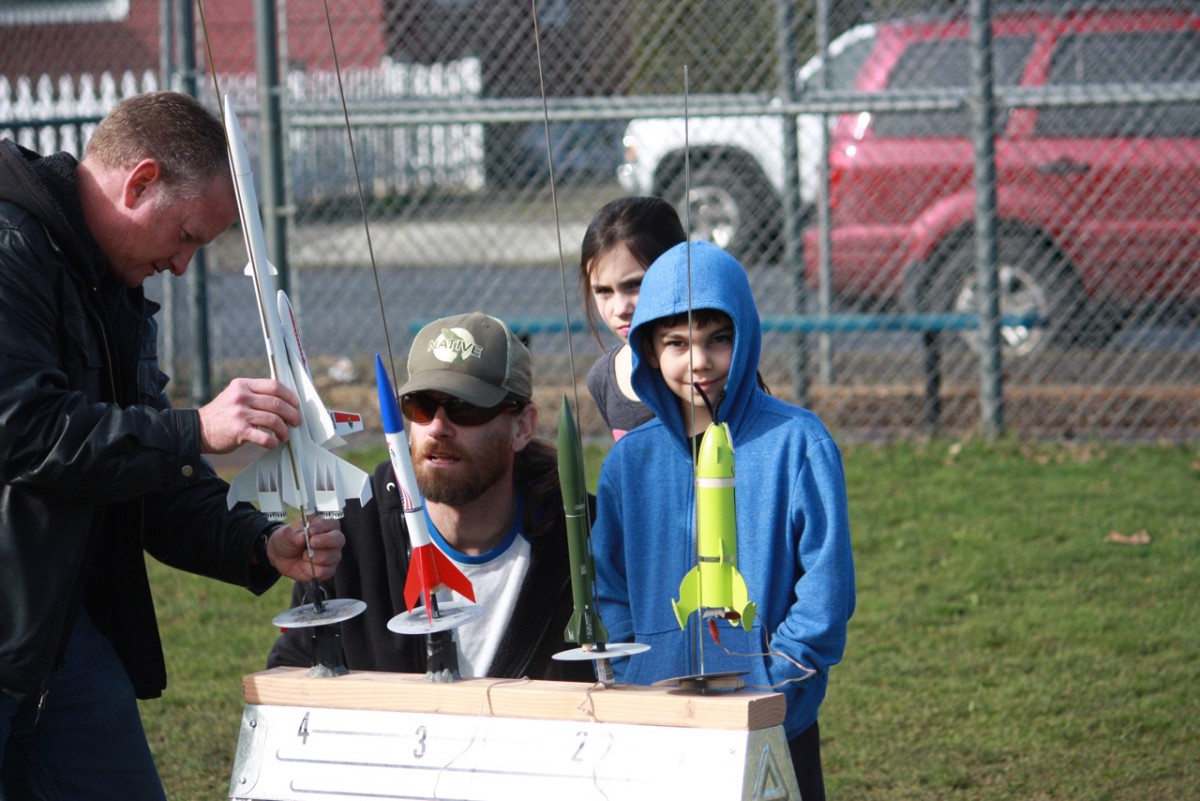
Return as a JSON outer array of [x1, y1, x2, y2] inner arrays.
[[413, 434, 510, 507]]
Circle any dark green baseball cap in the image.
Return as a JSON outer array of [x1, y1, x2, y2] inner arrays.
[[399, 312, 532, 407]]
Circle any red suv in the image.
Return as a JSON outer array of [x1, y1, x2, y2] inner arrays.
[[804, 4, 1200, 356]]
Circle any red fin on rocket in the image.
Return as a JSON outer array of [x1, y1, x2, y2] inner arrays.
[[403, 543, 476, 623]]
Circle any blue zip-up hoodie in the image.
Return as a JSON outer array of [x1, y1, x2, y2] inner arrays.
[[592, 241, 856, 738]]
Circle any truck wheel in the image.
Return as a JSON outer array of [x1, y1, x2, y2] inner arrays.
[[909, 231, 1093, 359], [664, 162, 779, 263]]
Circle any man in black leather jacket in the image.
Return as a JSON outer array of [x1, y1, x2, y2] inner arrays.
[[270, 313, 594, 683], [0, 92, 345, 800]]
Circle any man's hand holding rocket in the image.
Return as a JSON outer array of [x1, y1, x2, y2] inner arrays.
[[198, 377, 304, 454], [259, 516, 345, 583]]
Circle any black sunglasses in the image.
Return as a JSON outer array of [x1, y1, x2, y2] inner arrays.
[[400, 393, 522, 427]]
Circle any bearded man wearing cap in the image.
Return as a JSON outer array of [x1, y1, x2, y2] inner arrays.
[[269, 312, 593, 681]]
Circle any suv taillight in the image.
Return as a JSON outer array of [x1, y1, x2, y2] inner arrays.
[[828, 164, 843, 210]]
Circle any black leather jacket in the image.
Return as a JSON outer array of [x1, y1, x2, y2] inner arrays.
[[0, 140, 279, 701]]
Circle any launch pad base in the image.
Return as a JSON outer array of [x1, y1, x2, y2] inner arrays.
[[654, 670, 750, 694], [551, 640, 651, 661], [271, 598, 366, 628], [386, 599, 484, 635], [228, 667, 800, 800]]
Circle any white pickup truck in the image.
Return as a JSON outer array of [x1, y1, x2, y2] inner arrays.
[[616, 25, 876, 261]]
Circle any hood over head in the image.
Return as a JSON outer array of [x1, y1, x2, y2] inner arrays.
[[628, 241, 761, 444], [0, 141, 102, 281]]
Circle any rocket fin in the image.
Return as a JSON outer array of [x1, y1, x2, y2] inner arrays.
[[403, 543, 476, 613], [672, 566, 701, 630], [565, 604, 609, 646], [565, 608, 583, 643], [277, 291, 341, 448], [430, 546, 475, 602], [225, 447, 292, 519], [729, 566, 757, 631], [328, 410, 364, 438], [243, 259, 279, 277], [307, 445, 372, 516], [227, 436, 370, 521], [403, 546, 432, 613]]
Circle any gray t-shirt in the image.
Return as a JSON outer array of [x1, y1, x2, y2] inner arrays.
[[586, 345, 653, 439]]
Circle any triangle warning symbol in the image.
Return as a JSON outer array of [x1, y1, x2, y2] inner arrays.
[[753, 744, 793, 801]]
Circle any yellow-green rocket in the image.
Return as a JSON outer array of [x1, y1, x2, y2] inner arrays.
[[672, 422, 757, 632]]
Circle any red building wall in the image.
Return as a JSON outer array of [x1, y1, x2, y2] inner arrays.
[[201, 0, 385, 75], [0, 0, 385, 83]]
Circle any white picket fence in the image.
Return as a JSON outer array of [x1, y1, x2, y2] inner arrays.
[[0, 58, 485, 200], [0, 70, 158, 156]]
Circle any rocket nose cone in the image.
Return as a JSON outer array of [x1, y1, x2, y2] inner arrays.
[[696, 422, 735, 477], [375, 353, 403, 434]]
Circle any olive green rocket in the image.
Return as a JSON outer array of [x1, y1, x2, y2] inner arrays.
[[557, 395, 609, 647]]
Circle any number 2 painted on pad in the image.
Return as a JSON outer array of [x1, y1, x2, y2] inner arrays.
[[571, 731, 587, 762]]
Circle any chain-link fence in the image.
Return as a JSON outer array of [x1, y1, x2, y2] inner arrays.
[[3, 0, 1198, 441]]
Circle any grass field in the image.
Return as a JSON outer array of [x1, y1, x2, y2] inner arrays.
[[139, 439, 1200, 799]]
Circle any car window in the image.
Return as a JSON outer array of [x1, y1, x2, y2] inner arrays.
[[801, 32, 876, 91], [873, 35, 1034, 137], [829, 37, 876, 90], [1037, 30, 1200, 138]]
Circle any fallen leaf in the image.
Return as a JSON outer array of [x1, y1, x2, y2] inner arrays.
[[1104, 530, 1151, 545]]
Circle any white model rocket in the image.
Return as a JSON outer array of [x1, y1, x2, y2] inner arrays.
[[221, 95, 371, 521]]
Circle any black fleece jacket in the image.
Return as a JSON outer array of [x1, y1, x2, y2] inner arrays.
[[268, 460, 595, 681]]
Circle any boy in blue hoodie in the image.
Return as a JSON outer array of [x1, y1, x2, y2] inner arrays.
[[592, 241, 855, 800]]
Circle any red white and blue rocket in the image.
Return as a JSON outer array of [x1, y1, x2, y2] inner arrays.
[[375, 354, 476, 627]]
